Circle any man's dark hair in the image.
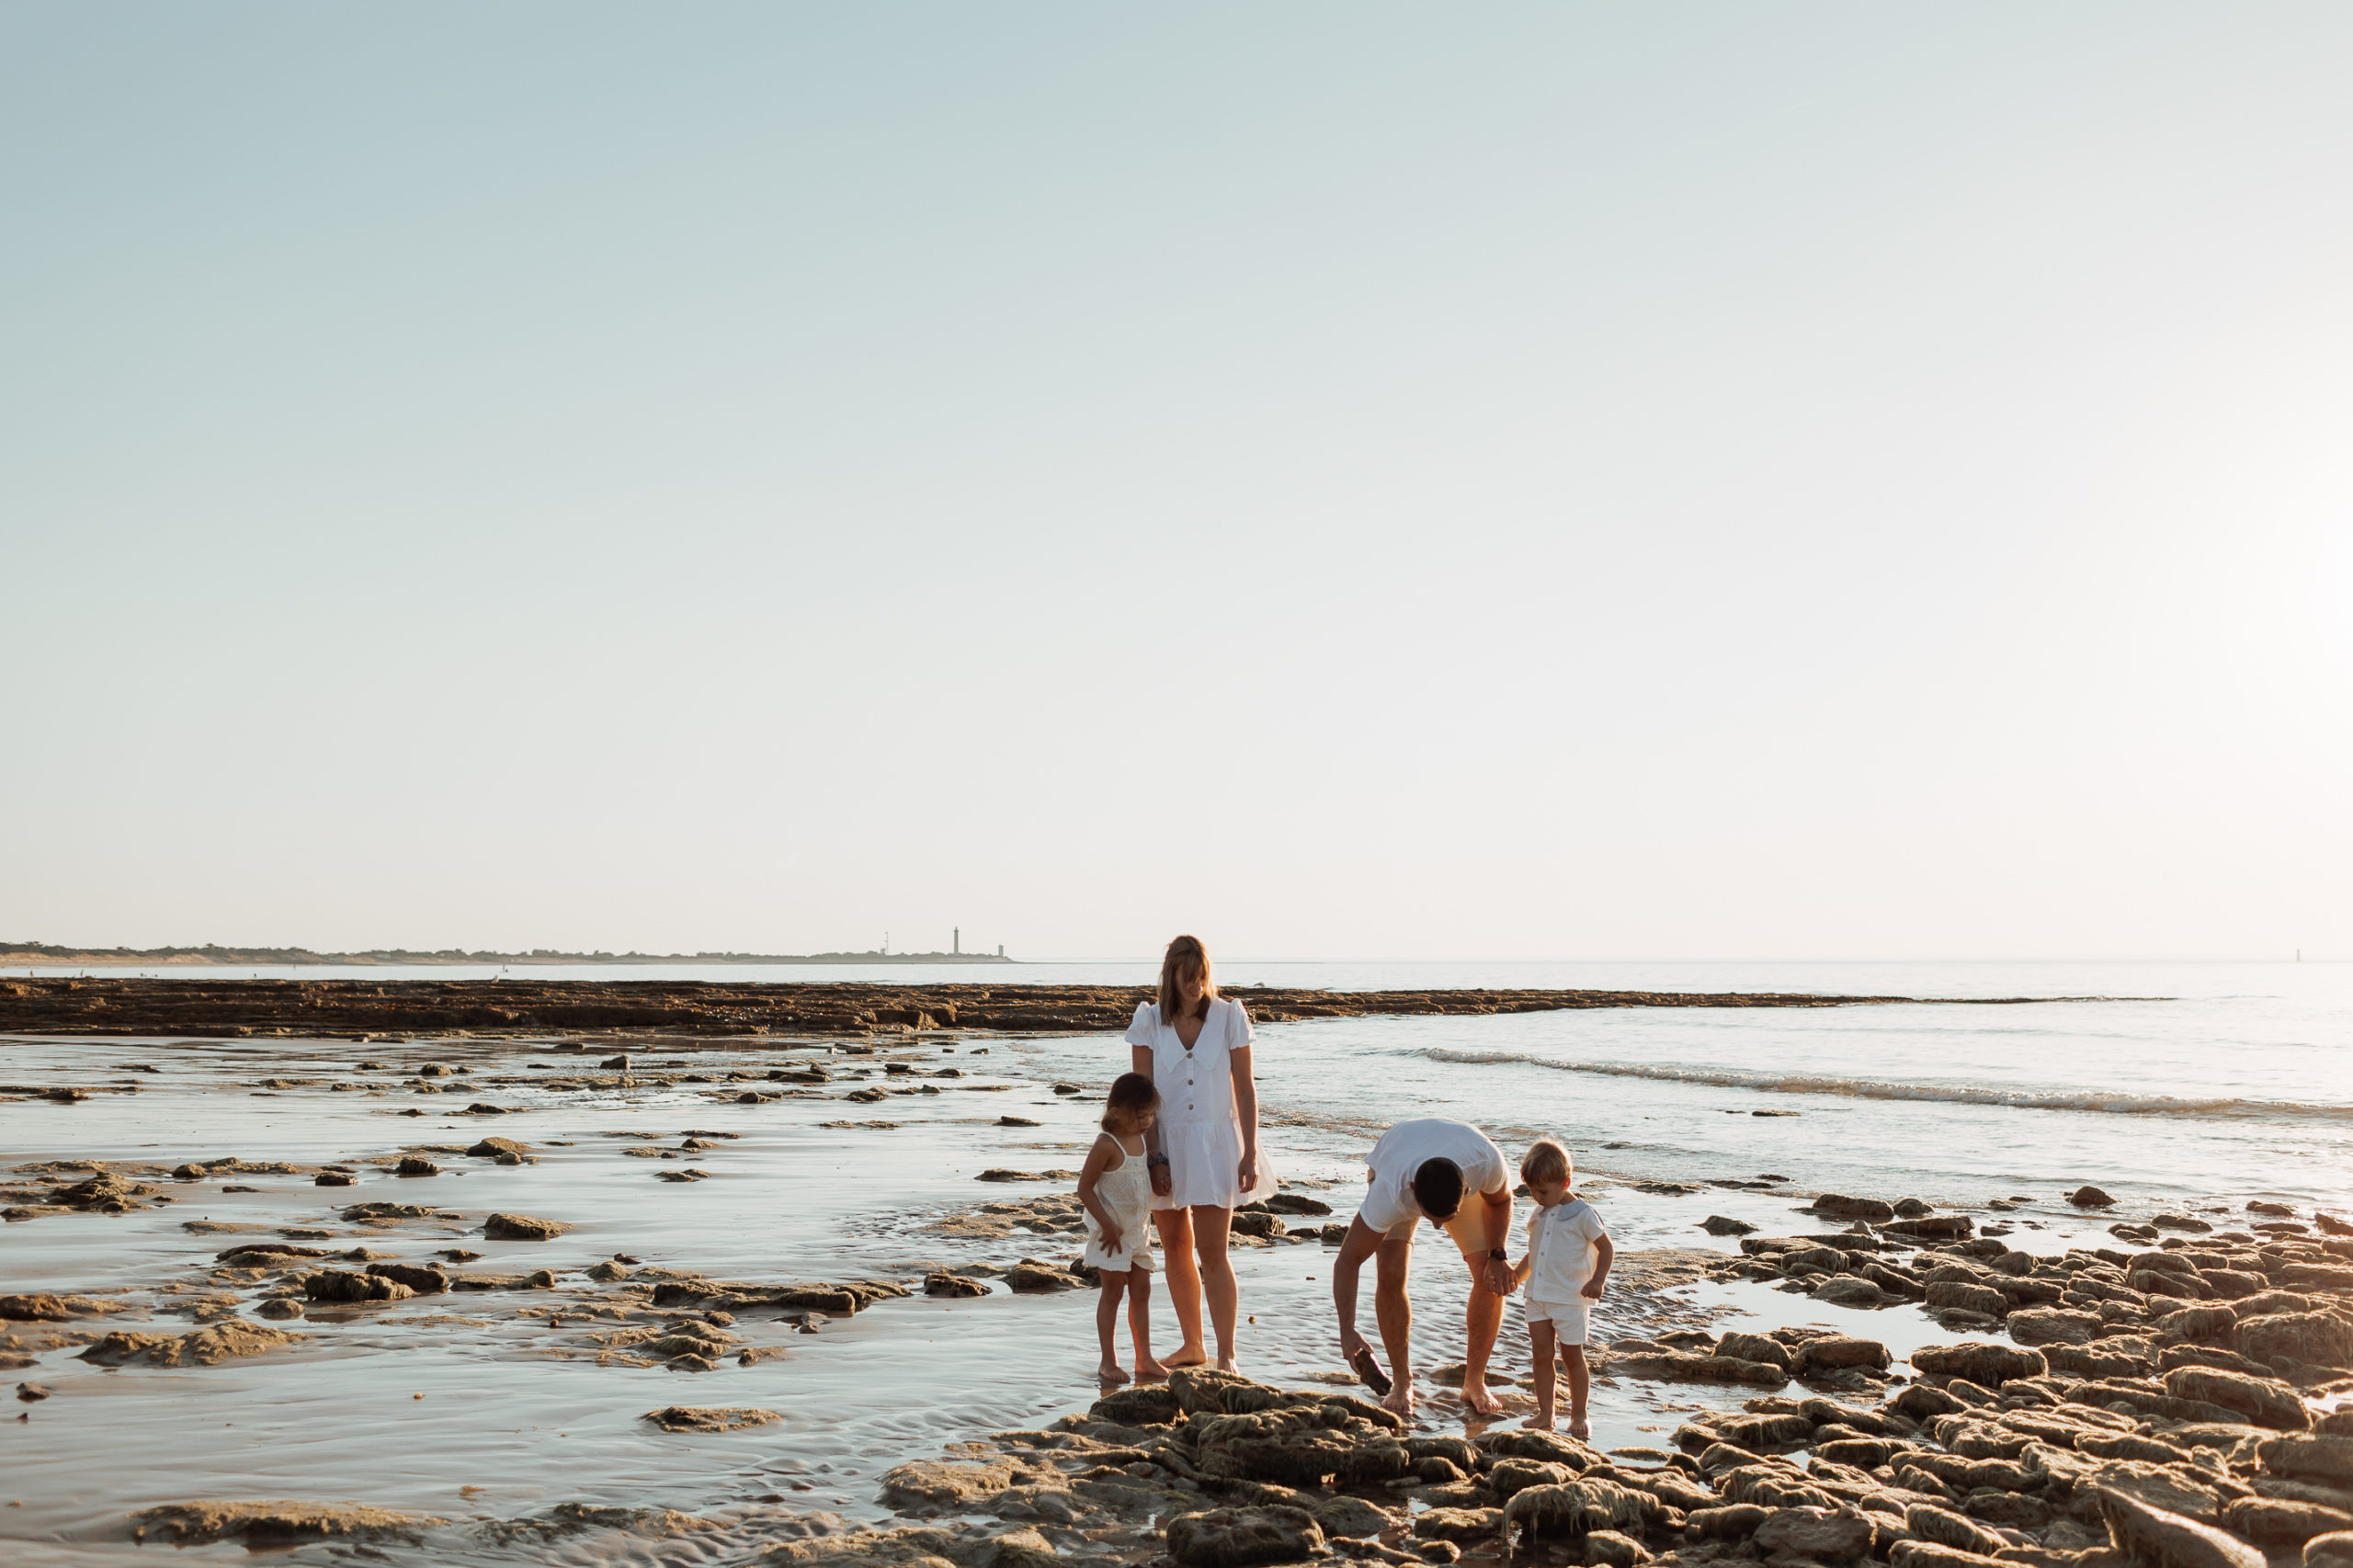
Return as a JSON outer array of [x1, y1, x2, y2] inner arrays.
[[1412, 1157, 1464, 1222]]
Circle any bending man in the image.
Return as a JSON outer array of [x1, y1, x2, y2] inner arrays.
[[1333, 1116, 1516, 1415]]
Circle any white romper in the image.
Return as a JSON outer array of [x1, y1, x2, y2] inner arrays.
[[1082, 1133, 1157, 1273], [1126, 996, 1275, 1211]]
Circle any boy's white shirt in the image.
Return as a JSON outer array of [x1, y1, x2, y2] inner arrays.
[[1524, 1196, 1607, 1301]]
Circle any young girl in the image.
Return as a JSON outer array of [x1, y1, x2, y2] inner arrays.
[[1078, 1073, 1167, 1384]]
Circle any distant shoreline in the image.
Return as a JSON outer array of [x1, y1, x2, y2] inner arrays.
[[0, 944, 1014, 968]]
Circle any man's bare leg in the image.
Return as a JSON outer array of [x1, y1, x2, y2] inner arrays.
[[1154, 1208, 1207, 1367], [1374, 1236, 1415, 1416], [1192, 1206, 1240, 1371], [1459, 1267, 1506, 1415]]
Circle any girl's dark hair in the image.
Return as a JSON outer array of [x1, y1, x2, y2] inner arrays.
[[1157, 934, 1215, 1023], [1104, 1071, 1160, 1131]]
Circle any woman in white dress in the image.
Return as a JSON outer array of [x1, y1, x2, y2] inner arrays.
[[1127, 934, 1269, 1371]]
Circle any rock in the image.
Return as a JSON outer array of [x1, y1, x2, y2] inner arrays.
[[1754, 1506, 1876, 1563], [304, 1269, 415, 1303], [1505, 1478, 1654, 1542], [639, 1405, 783, 1433], [17, 1381, 51, 1401], [1912, 1342, 2046, 1386], [1702, 1216, 1756, 1236], [313, 1171, 355, 1187], [1885, 1216, 1974, 1241], [395, 1157, 438, 1177], [483, 1213, 571, 1241], [340, 1203, 430, 1221], [364, 1264, 449, 1295], [880, 1455, 1022, 1507], [466, 1137, 531, 1160], [925, 1272, 990, 1298], [1165, 1506, 1324, 1568], [1812, 1195, 1898, 1223], [2009, 1307, 2104, 1346], [2223, 1499, 2353, 1547], [1090, 1385, 1181, 1426], [1926, 1280, 2010, 1318], [1891, 1545, 2008, 1568], [998, 1116, 1040, 1127], [256, 1298, 304, 1319], [2158, 1305, 2239, 1342], [1266, 1193, 1333, 1216], [1718, 1333, 1793, 1369], [1813, 1276, 1892, 1309], [1414, 1507, 1504, 1542], [977, 1169, 1041, 1182], [2071, 1187, 2119, 1208], [2307, 1532, 2353, 1568], [601, 1055, 630, 1070], [2165, 1367, 2310, 1431], [2095, 1485, 2264, 1568], [79, 1322, 302, 1367], [1005, 1263, 1086, 1292], [1314, 1496, 1398, 1539], [2266, 1437, 2353, 1483], [130, 1500, 447, 1546], [0, 1294, 76, 1321], [1791, 1336, 1892, 1376], [1585, 1528, 1652, 1567], [1906, 1504, 2010, 1556], [2239, 1313, 2353, 1369]]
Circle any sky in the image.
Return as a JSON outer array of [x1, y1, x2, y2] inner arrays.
[[4, 5, 2349, 961]]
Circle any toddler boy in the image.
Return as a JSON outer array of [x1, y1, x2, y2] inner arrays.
[[1511, 1139, 1611, 1435]]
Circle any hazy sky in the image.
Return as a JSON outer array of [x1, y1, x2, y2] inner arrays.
[[5, 6, 2348, 960]]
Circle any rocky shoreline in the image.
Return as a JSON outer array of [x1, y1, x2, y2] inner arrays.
[[0, 977, 2085, 1041]]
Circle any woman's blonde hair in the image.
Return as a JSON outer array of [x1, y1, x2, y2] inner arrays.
[[1521, 1139, 1572, 1186], [1157, 934, 1216, 1023]]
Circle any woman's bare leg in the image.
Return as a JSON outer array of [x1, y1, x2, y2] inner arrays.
[[1154, 1208, 1207, 1366], [1190, 1205, 1239, 1370]]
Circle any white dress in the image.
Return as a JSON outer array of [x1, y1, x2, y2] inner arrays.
[[1082, 1133, 1157, 1273], [1126, 996, 1274, 1211]]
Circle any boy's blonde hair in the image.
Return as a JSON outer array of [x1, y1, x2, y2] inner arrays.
[[1521, 1139, 1572, 1186]]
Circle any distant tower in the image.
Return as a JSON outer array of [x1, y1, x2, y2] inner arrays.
[[954, 927, 961, 955], [997, 943, 1004, 958]]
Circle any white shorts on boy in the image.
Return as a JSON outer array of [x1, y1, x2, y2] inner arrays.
[[1525, 1296, 1590, 1345]]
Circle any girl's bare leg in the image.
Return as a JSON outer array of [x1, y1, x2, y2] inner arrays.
[[1154, 1209, 1207, 1366], [1523, 1318, 1558, 1428], [1096, 1272, 1130, 1381], [1190, 1205, 1240, 1370], [1563, 1342, 1591, 1437], [1130, 1268, 1166, 1380]]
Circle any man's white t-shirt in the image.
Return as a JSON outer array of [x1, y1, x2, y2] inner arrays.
[[1524, 1196, 1608, 1301], [1358, 1118, 1510, 1236]]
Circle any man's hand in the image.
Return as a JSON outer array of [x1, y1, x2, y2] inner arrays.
[[1149, 1163, 1172, 1199], [1339, 1324, 1369, 1362], [1482, 1256, 1518, 1297]]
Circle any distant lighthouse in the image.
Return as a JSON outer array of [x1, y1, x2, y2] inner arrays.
[[954, 927, 961, 955]]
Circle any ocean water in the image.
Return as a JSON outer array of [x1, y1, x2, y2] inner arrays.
[[4, 959, 2347, 1566]]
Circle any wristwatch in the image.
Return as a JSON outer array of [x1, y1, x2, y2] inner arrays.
[[1488, 1247, 1507, 1262]]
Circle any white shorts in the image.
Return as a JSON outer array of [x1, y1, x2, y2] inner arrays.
[[1526, 1297, 1591, 1346]]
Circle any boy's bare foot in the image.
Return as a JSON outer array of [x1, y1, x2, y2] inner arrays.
[[1097, 1361, 1130, 1384], [1567, 1415, 1591, 1440], [1461, 1379, 1503, 1416], [1135, 1356, 1169, 1381], [1521, 1411, 1555, 1430]]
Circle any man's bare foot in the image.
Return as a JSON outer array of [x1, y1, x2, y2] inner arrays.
[[1097, 1360, 1130, 1384], [1521, 1411, 1555, 1430], [1461, 1380, 1504, 1416], [1381, 1382, 1415, 1417], [1135, 1356, 1169, 1381], [1567, 1415, 1591, 1440]]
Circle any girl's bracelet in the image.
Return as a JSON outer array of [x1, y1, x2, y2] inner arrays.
[[1145, 1153, 1169, 1168]]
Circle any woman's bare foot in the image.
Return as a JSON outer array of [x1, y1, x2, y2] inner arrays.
[[1567, 1415, 1591, 1440], [1461, 1379, 1504, 1416], [1097, 1360, 1131, 1384], [1163, 1344, 1210, 1369], [1216, 1354, 1240, 1373], [1521, 1411, 1556, 1430]]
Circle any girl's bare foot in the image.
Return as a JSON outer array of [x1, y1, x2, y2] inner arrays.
[[1522, 1411, 1555, 1430], [1097, 1361, 1131, 1384], [1567, 1415, 1590, 1439], [1135, 1357, 1169, 1381]]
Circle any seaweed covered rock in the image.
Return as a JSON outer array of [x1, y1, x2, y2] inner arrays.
[[1414, 1507, 1503, 1542], [78, 1322, 301, 1367], [2238, 1313, 2353, 1369], [1505, 1477, 1657, 1543], [1090, 1385, 1181, 1426], [2095, 1485, 2264, 1568], [1752, 1506, 1876, 1564], [1165, 1506, 1324, 1568], [130, 1500, 447, 1547], [2165, 1367, 2311, 1431], [483, 1213, 570, 1240], [304, 1269, 414, 1303], [1912, 1341, 2046, 1386]]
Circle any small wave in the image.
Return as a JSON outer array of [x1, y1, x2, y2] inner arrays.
[[1420, 1049, 2353, 1122]]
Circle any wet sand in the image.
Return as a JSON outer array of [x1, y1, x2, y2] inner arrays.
[[0, 976, 2082, 1042], [5, 1020, 2346, 1568]]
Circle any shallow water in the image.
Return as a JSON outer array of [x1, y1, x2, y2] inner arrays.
[[4, 960, 2347, 1564]]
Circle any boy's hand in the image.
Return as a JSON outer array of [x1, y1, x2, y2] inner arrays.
[[1581, 1277, 1606, 1301]]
